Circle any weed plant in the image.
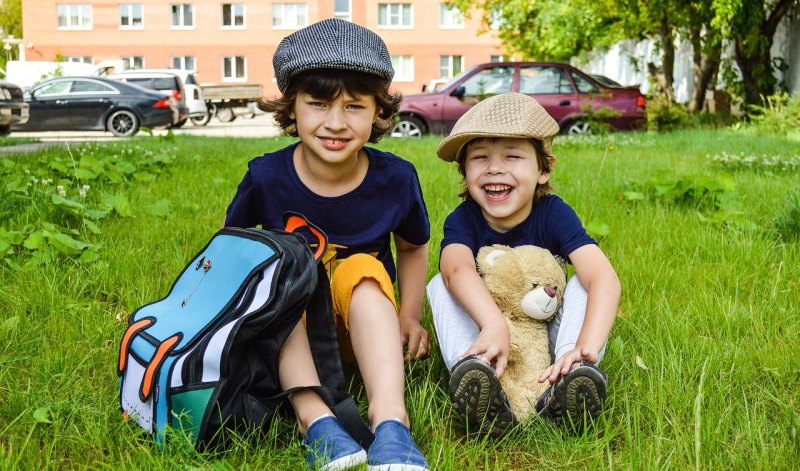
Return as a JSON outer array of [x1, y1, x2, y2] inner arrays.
[[1, 129, 798, 469]]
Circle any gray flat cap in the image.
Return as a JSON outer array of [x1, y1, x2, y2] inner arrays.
[[273, 18, 394, 94]]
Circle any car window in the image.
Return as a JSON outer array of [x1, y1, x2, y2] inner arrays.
[[124, 77, 153, 89], [71, 80, 117, 94], [37, 81, 72, 97], [519, 66, 574, 94], [460, 66, 513, 97], [571, 71, 600, 93], [183, 74, 198, 86], [152, 77, 179, 91]]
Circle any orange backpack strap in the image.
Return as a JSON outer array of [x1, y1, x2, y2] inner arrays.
[[283, 212, 328, 261], [139, 334, 181, 402], [118, 318, 154, 374]]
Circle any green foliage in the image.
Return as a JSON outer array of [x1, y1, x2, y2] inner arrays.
[[645, 95, 689, 131], [744, 92, 800, 136], [708, 150, 800, 173], [772, 191, 800, 241]]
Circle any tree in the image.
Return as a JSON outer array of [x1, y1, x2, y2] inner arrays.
[[714, 0, 798, 107], [0, 0, 23, 71]]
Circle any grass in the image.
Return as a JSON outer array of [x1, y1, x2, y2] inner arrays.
[[1, 129, 799, 469]]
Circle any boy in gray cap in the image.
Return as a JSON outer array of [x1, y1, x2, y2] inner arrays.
[[426, 92, 620, 435], [225, 18, 430, 471]]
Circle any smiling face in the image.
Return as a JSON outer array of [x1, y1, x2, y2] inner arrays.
[[291, 91, 379, 167], [464, 137, 553, 232]]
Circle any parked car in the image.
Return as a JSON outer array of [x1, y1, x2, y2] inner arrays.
[[106, 70, 198, 127], [590, 74, 625, 88], [0, 80, 30, 135], [393, 62, 646, 137], [13, 76, 177, 137]]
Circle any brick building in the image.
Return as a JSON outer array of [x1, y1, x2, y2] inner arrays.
[[19, 1, 507, 96]]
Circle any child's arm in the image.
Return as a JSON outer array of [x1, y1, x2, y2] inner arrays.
[[394, 234, 430, 361], [538, 244, 621, 384], [440, 243, 511, 377]]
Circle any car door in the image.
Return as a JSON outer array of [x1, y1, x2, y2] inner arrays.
[[441, 65, 515, 134], [67, 79, 118, 129], [26, 79, 73, 130], [517, 64, 579, 126]]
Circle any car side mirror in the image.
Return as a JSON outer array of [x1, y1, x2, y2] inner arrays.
[[450, 86, 466, 98]]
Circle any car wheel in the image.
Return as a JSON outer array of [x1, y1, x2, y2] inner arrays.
[[0, 125, 10, 136], [216, 108, 236, 122], [391, 116, 425, 138], [190, 113, 212, 126], [107, 109, 139, 137], [564, 120, 591, 135]]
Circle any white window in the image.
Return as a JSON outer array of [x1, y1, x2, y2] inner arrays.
[[490, 55, 505, 63], [119, 3, 143, 29], [439, 3, 464, 29], [334, 0, 351, 21], [170, 56, 195, 71], [440, 55, 463, 78], [171, 3, 194, 28], [378, 3, 412, 28], [64, 56, 93, 64], [391, 55, 413, 82], [57, 4, 92, 30], [223, 56, 246, 81], [272, 3, 307, 29], [122, 56, 145, 70], [222, 3, 245, 28]]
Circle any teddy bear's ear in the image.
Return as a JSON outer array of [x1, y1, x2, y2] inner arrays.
[[484, 249, 507, 267]]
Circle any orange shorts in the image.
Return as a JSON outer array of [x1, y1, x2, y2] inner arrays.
[[330, 253, 397, 330]]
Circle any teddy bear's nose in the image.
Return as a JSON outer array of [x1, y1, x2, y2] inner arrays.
[[544, 286, 556, 298]]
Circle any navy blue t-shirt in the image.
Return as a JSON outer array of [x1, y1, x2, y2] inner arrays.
[[225, 143, 430, 281], [441, 195, 596, 263]]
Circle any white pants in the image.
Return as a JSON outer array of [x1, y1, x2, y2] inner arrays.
[[426, 273, 606, 371]]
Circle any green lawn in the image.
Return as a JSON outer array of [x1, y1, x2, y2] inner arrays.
[[1, 129, 798, 469]]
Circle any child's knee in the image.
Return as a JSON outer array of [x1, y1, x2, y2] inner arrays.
[[331, 254, 396, 327]]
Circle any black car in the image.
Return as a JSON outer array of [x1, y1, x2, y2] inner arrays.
[[0, 80, 30, 136], [13, 76, 177, 137]]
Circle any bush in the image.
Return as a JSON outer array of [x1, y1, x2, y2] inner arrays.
[[745, 92, 800, 135]]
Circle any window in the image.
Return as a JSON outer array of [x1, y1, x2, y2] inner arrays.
[[171, 56, 196, 71], [71, 79, 116, 94], [119, 3, 143, 29], [439, 55, 463, 79], [222, 3, 245, 28], [272, 3, 307, 29], [121, 56, 145, 70], [490, 55, 505, 63], [571, 71, 599, 93], [334, 0, 351, 21], [439, 3, 463, 29], [65, 56, 92, 64], [519, 66, 574, 94], [171, 3, 194, 28], [378, 3, 412, 28], [37, 80, 72, 96], [57, 4, 92, 29], [459, 66, 513, 96], [223, 56, 246, 81], [391, 55, 413, 82]]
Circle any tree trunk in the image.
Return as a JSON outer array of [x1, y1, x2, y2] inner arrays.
[[658, 14, 676, 102], [688, 25, 722, 113]]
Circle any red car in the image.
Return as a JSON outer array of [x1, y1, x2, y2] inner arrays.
[[392, 61, 645, 137]]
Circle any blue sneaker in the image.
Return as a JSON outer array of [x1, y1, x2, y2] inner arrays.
[[304, 416, 367, 471], [535, 361, 607, 430], [367, 420, 429, 471]]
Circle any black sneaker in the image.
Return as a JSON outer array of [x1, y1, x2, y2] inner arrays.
[[535, 361, 607, 431], [448, 355, 516, 436]]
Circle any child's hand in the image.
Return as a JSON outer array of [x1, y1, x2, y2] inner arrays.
[[538, 347, 599, 384], [461, 319, 510, 377], [400, 317, 430, 361]]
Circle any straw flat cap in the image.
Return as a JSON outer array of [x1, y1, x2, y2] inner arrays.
[[437, 92, 560, 162], [273, 18, 394, 94]]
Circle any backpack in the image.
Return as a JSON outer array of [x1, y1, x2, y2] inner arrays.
[[117, 214, 372, 448]]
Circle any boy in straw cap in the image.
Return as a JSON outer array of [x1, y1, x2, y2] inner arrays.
[[225, 18, 429, 471], [426, 92, 621, 434]]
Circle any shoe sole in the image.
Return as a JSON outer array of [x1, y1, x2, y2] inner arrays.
[[449, 360, 515, 436], [322, 449, 367, 471], [542, 366, 606, 429]]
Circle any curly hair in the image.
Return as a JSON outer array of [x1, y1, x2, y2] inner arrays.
[[455, 137, 555, 202], [258, 68, 402, 143]]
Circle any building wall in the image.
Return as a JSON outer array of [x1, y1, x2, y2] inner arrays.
[[20, 1, 505, 96]]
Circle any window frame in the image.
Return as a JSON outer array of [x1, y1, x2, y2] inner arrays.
[[439, 3, 464, 29], [378, 3, 413, 29], [170, 56, 196, 71], [119, 3, 144, 30], [170, 3, 195, 29], [272, 3, 308, 30], [121, 56, 146, 70], [391, 55, 414, 82], [222, 3, 246, 29], [334, 0, 352, 21], [439, 55, 463, 79], [57, 4, 93, 30], [222, 56, 247, 82]]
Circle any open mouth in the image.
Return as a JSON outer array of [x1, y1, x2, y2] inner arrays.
[[483, 184, 512, 201]]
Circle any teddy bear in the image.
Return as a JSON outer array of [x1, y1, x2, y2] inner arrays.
[[476, 244, 567, 422]]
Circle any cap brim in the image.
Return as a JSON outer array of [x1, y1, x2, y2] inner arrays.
[[437, 130, 554, 162]]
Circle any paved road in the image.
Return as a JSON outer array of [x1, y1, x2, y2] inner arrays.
[[4, 112, 282, 150]]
